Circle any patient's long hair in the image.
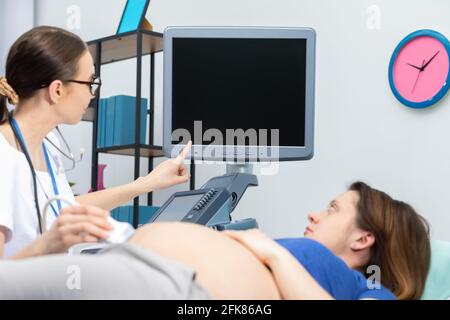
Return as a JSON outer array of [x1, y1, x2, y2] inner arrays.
[[349, 182, 431, 300]]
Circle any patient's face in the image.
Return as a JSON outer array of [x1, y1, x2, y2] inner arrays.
[[304, 190, 360, 256]]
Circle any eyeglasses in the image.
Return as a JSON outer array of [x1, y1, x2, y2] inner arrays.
[[37, 76, 102, 97], [65, 76, 102, 96]]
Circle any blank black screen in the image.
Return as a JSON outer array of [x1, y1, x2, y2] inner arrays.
[[154, 194, 203, 222], [172, 38, 307, 146]]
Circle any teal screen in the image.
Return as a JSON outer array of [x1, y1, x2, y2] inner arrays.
[[117, 0, 148, 34]]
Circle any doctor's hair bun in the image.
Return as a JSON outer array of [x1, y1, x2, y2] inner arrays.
[[0, 77, 19, 105]]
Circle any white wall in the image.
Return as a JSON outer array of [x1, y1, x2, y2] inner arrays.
[[32, 0, 450, 241], [0, 0, 34, 75]]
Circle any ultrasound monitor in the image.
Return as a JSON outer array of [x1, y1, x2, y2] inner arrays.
[[163, 27, 316, 162]]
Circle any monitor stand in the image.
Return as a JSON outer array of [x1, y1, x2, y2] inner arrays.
[[197, 162, 258, 231], [226, 163, 254, 175]]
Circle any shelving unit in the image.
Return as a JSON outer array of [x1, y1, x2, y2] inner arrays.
[[82, 29, 194, 228]]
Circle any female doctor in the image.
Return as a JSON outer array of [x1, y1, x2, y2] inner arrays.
[[0, 26, 191, 259]]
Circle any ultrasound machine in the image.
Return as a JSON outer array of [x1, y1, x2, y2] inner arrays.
[[150, 26, 316, 229], [69, 26, 316, 254]]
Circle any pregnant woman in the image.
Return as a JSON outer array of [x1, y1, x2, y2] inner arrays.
[[0, 182, 430, 300]]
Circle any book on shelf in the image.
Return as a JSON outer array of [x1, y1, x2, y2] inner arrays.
[[97, 95, 148, 148]]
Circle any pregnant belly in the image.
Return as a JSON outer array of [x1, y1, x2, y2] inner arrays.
[[129, 222, 281, 300]]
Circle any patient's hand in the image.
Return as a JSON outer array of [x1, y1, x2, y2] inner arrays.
[[222, 229, 289, 266]]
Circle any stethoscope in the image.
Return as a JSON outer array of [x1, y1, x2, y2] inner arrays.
[[7, 112, 83, 234], [45, 126, 85, 173]]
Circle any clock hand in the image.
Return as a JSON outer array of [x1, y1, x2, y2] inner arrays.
[[407, 62, 423, 71], [412, 59, 425, 93], [422, 50, 440, 71]]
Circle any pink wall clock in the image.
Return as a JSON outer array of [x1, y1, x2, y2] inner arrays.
[[389, 30, 450, 108]]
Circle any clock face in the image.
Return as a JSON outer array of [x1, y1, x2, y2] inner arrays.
[[389, 30, 450, 108]]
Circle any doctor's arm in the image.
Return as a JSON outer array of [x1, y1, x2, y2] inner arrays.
[[74, 142, 192, 211], [223, 229, 334, 300]]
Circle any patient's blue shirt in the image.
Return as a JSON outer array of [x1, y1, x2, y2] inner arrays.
[[275, 238, 396, 300]]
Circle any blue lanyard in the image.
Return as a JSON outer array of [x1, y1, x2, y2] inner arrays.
[[43, 144, 62, 214], [10, 118, 61, 217]]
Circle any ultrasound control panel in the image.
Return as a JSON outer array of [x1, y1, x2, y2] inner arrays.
[[148, 173, 259, 230]]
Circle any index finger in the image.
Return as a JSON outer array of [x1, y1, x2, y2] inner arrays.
[[176, 140, 192, 162]]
